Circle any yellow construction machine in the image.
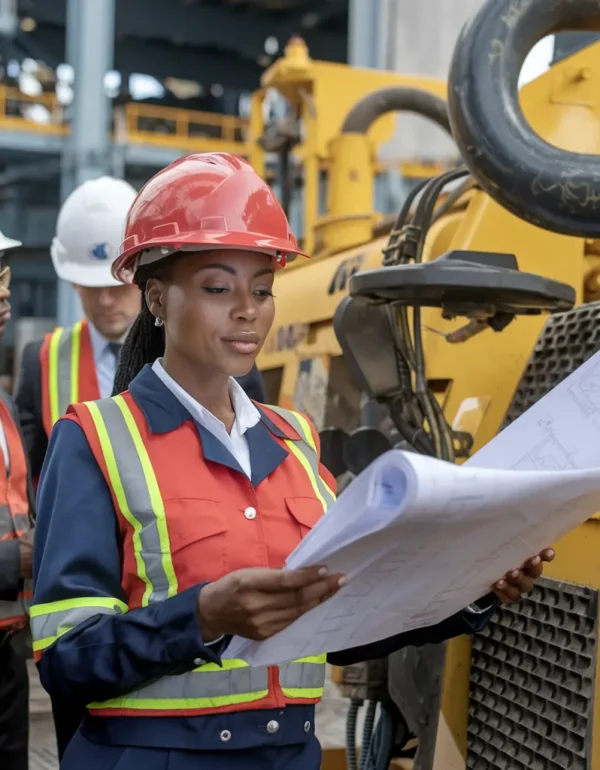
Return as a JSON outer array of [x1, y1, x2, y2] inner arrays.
[[258, 0, 600, 768], [247, 37, 454, 256]]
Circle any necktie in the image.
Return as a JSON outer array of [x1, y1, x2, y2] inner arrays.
[[108, 342, 123, 363]]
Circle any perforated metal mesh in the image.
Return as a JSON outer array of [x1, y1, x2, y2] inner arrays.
[[504, 301, 600, 428], [467, 579, 597, 770], [467, 302, 600, 769]]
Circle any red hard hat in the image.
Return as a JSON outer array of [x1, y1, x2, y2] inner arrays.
[[113, 152, 307, 283]]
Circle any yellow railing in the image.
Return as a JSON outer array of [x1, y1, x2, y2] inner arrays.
[[0, 85, 248, 152], [122, 101, 247, 153], [0, 85, 67, 135]]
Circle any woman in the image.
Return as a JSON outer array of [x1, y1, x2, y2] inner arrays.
[[31, 153, 552, 770]]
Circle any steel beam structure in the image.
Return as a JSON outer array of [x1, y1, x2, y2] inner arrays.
[[348, 0, 383, 69], [57, 0, 116, 327]]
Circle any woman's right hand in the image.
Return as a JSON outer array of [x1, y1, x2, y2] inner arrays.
[[196, 566, 346, 642]]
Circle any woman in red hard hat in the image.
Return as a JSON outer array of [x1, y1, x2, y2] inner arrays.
[[30, 153, 552, 769]]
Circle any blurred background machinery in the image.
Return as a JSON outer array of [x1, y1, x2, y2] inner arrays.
[[0, 0, 521, 384]]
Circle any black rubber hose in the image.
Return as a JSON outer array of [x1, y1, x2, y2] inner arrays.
[[448, 0, 600, 238], [346, 699, 361, 770], [359, 701, 378, 770], [341, 87, 452, 136]]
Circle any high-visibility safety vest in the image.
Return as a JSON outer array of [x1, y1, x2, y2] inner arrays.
[[0, 398, 32, 630], [30, 392, 336, 717], [39, 319, 100, 437]]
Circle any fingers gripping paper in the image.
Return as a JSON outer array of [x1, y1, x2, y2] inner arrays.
[[228, 350, 600, 667]]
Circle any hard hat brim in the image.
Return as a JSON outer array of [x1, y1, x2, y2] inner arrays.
[[51, 249, 122, 288], [0, 235, 22, 252], [113, 229, 309, 284]]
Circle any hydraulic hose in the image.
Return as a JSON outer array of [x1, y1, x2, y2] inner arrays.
[[359, 700, 378, 770], [346, 699, 361, 770], [448, 0, 600, 238], [341, 87, 451, 137]]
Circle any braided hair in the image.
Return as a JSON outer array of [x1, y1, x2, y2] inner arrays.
[[111, 263, 167, 395]]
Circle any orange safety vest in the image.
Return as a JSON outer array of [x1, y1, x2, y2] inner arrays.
[[39, 319, 100, 437], [0, 398, 32, 630], [60, 391, 335, 718]]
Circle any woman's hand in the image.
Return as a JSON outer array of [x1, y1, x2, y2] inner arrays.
[[492, 547, 555, 604], [197, 565, 346, 642]]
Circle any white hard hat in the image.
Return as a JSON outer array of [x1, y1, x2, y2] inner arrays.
[[50, 176, 137, 287], [0, 229, 22, 252]]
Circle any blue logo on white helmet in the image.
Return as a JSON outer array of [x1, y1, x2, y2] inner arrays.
[[89, 242, 112, 261]]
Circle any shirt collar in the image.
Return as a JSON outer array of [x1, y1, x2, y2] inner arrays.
[[128, 363, 294, 441], [87, 320, 127, 359], [151, 358, 260, 437]]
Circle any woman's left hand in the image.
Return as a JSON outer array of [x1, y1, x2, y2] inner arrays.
[[491, 547, 555, 604]]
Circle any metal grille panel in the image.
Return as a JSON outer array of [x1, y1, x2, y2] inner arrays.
[[468, 302, 600, 769], [468, 579, 598, 770], [504, 301, 600, 427]]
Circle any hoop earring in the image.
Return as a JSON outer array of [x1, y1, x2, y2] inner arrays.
[[154, 316, 164, 327]]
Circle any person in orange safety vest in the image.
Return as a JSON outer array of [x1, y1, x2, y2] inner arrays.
[[0, 228, 36, 770], [12, 176, 142, 762], [30, 153, 554, 770], [17, 173, 269, 762]]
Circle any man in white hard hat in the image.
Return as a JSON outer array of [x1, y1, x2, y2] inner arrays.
[[0, 230, 36, 770], [14, 177, 141, 484]]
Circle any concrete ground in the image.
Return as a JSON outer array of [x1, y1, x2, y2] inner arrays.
[[28, 661, 57, 770], [27, 662, 355, 769]]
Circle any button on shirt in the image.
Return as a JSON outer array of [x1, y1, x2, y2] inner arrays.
[[87, 322, 125, 399], [151, 358, 260, 478]]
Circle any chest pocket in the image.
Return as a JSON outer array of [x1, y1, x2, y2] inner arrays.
[[286, 497, 324, 538], [167, 499, 230, 585]]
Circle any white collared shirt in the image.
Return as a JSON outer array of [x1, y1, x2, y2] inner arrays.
[[87, 322, 127, 398], [151, 358, 260, 478]]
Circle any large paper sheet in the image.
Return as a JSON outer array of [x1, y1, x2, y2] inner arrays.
[[227, 349, 600, 667]]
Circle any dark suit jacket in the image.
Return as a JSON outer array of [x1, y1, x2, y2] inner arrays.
[[0, 386, 35, 602], [13, 340, 47, 482], [14, 338, 268, 481]]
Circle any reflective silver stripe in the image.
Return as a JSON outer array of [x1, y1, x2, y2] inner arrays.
[[92, 397, 174, 604], [0, 506, 28, 537], [30, 602, 125, 643], [0, 577, 30, 622], [22, 579, 32, 614], [0, 599, 25, 621], [120, 665, 270, 702], [279, 661, 326, 690], [267, 405, 336, 509], [56, 326, 75, 418], [0, 502, 30, 622], [0, 504, 13, 537], [10, 513, 29, 533]]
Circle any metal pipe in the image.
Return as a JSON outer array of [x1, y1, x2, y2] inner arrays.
[[341, 87, 451, 136], [448, 0, 600, 238], [319, 87, 452, 255]]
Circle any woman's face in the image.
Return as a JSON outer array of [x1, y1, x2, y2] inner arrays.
[[147, 249, 275, 378]]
